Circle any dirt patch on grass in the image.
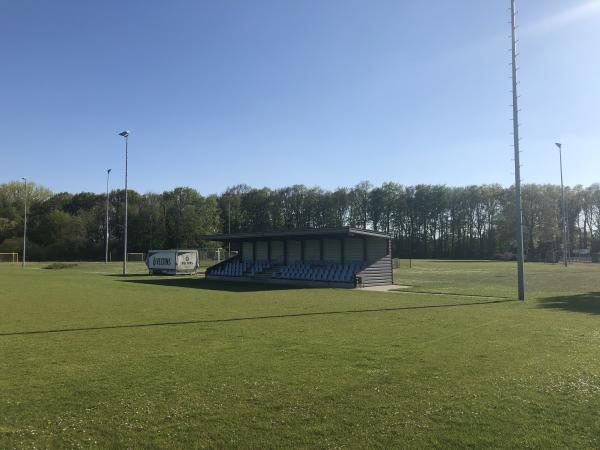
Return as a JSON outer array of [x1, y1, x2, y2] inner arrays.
[[43, 263, 79, 270]]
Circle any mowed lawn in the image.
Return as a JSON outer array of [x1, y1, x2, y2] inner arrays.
[[1, 261, 600, 449]]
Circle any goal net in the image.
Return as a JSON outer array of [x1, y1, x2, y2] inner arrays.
[[127, 252, 145, 262], [0, 253, 19, 263]]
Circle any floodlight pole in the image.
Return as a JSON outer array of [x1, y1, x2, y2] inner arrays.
[[119, 131, 130, 275], [408, 217, 413, 269], [556, 143, 568, 267], [21, 177, 27, 268], [105, 168, 112, 264], [228, 201, 231, 258], [511, 0, 525, 301]]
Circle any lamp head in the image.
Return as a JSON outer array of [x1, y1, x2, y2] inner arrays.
[[555, 142, 562, 149], [119, 130, 130, 137], [107, 168, 112, 174]]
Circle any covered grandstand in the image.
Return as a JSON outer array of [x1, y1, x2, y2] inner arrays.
[[201, 227, 393, 288]]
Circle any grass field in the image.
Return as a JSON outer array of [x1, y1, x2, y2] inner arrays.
[[1, 260, 600, 449]]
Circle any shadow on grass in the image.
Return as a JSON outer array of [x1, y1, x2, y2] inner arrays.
[[396, 260, 505, 265], [117, 277, 303, 292], [538, 292, 600, 315], [119, 278, 514, 298], [395, 290, 512, 300], [104, 273, 160, 278], [0, 298, 516, 337]]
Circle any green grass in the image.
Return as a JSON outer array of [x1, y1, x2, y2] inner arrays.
[[1, 260, 600, 449]]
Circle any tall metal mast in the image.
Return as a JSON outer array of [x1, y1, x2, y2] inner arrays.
[[511, 0, 525, 301], [555, 143, 568, 267], [105, 168, 112, 264], [22, 177, 27, 268], [119, 130, 130, 275]]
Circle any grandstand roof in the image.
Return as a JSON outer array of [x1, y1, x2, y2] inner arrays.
[[200, 227, 391, 241]]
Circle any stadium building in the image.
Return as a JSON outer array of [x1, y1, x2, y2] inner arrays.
[[202, 227, 393, 288]]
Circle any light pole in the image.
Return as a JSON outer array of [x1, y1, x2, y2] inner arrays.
[[228, 201, 231, 258], [105, 168, 112, 264], [556, 143, 568, 267], [119, 130, 130, 275], [21, 177, 27, 267], [510, 0, 525, 301]]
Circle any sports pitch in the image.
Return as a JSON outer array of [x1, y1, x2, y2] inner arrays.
[[1, 260, 599, 449]]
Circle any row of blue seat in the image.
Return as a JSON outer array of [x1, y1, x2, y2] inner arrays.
[[208, 258, 368, 283], [208, 260, 248, 277], [249, 260, 271, 275], [274, 262, 367, 283], [208, 259, 270, 277]]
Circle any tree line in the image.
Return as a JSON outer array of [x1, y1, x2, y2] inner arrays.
[[1, 180, 599, 261]]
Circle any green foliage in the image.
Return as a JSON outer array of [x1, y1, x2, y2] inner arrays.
[[1, 181, 600, 261], [0, 237, 21, 253]]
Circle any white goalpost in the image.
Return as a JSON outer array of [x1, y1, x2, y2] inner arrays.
[[0, 253, 19, 264]]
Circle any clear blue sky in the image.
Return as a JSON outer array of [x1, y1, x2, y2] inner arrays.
[[1, 0, 599, 195]]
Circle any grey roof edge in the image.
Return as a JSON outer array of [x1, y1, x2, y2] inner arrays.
[[200, 227, 391, 241]]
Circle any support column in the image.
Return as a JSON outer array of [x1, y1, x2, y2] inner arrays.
[[252, 241, 256, 262], [283, 240, 288, 265], [301, 240, 305, 262], [319, 239, 324, 262], [268, 240, 272, 262], [340, 238, 345, 264], [363, 237, 368, 261]]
